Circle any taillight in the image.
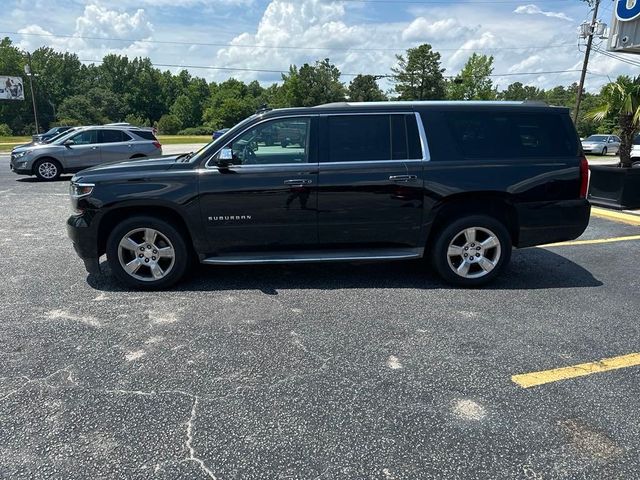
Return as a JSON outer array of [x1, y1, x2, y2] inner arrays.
[[153, 141, 162, 149], [579, 155, 589, 199]]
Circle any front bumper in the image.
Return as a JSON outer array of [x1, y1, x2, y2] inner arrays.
[[9, 155, 32, 175], [67, 213, 101, 274]]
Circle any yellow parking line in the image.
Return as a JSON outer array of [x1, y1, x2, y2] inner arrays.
[[512, 353, 640, 388], [592, 207, 640, 226], [540, 234, 640, 247]]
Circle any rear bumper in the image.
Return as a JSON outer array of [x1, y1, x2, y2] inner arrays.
[[67, 213, 101, 274], [515, 199, 591, 248]]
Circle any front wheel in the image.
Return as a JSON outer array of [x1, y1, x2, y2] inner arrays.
[[431, 215, 511, 287], [106, 216, 190, 289], [34, 158, 61, 181]]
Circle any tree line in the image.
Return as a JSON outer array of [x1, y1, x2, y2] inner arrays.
[[0, 37, 612, 137]]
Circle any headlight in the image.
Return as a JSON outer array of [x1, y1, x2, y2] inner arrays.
[[70, 182, 94, 198], [12, 151, 27, 159]]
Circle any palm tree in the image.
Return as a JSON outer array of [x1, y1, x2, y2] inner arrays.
[[589, 75, 640, 168]]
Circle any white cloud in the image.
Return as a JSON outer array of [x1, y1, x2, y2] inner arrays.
[[17, 4, 155, 60], [402, 18, 478, 42], [514, 4, 573, 22]]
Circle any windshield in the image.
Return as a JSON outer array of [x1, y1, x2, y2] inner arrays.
[[45, 129, 75, 144], [634, 136, 640, 145], [44, 127, 59, 135], [585, 135, 608, 142], [50, 128, 84, 145], [186, 114, 258, 164]]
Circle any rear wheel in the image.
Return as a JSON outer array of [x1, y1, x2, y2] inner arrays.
[[431, 215, 511, 287], [34, 158, 61, 181], [106, 216, 189, 289]]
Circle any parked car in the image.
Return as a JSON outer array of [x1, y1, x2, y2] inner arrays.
[[581, 134, 621, 155], [632, 135, 640, 162], [32, 126, 73, 144], [10, 126, 162, 181], [12, 127, 80, 151], [212, 128, 230, 140], [67, 101, 590, 289]]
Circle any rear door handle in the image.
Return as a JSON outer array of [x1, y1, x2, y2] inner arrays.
[[91, 146, 98, 150], [284, 179, 313, 185], [389, 175, 418, 183]]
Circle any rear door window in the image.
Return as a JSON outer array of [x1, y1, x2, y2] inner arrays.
[[326, 114, 422, 162], [99, 130, 131, 143]]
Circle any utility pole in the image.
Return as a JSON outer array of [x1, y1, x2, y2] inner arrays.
[[24, 52, 40, 134], [574, 0, 602, 124]]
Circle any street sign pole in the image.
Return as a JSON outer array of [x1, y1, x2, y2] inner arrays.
[[25, 52, 40, 134]]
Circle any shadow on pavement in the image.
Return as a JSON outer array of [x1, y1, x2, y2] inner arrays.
[[17, 176, 72, 183], [87, 247, 602, 294]]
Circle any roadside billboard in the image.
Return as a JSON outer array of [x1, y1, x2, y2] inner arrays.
[[0, 76, 25, 100], [608, 0, 640, 54]]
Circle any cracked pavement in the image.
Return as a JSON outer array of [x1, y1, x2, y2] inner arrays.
[[1, 156, 640, 479]]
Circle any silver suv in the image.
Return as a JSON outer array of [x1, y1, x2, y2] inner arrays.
[[10, 125, 162, 180]]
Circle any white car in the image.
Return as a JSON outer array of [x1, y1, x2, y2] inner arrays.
[[632, 135, 640, 161], [581, 134, 621, 155]]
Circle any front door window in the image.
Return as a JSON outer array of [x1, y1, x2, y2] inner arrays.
[[219, 118, 310, 166]]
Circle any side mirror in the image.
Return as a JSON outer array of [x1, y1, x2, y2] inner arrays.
[[216, 147, 234, 168], [64, 139, 75, 146]]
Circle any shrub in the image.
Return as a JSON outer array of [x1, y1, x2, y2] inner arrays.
[[0, 123, 12, 136], [157, 114, 182, 135], [177, 126, 212, 136], [124, 114, 151, 127]]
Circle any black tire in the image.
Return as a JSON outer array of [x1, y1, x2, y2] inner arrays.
[[33, 158, 62, 181], [130, 154, 146, 159], [106, 216, 190, 290], [281, 139, 290, 148], [601, 147, 607, 156], [431, 215, 512, 287]]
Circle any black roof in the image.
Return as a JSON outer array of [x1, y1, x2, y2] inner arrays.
[[261, 101, 569, 118]]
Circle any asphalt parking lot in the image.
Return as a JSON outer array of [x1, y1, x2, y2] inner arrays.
[[1, 154, 640, 479]]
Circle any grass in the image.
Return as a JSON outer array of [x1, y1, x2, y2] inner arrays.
[[157, 135, 210, 145], [0, 135, 209, 153]]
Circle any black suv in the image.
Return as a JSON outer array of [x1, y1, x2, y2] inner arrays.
[[67, 101, 590, 289]]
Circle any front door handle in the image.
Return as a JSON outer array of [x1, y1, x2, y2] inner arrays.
[[389, 175, 418, 183], [284, 179, 312, 185], [91, 146, 98, 150]]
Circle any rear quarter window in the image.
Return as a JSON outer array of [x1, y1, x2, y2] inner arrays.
[[421, 110, 579, 161], [131, 130, 157, 141]]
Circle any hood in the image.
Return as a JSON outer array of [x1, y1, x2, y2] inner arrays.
[[72, 155, 184, 182], [12, 142, 61, 154]]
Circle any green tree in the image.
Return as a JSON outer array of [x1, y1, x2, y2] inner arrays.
[[447, 54, 496, 100], [391, 44, 446, 100], [157, 114, 182, 135], [281, 59, 346, 107], [57, 94, 106, 125], [588, 76, 640, 167], [347, 75, 386, 102], [498, 82, 545, 101]]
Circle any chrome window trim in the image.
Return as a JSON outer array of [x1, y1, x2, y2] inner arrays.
[[203, 110, 432, 169], [204, 114, 316, 170], [414, 111, 431, 162], [320, 111, 430, 164]]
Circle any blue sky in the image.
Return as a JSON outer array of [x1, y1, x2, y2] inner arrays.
[[1, 0, 636, 92]]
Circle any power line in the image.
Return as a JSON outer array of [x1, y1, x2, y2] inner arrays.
[[1, 30, 576, 53], [593, 47, 640, 68], [78, 58, 585, 79]]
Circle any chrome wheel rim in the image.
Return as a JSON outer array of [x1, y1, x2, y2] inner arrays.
[[446, 227, 501, 279], [38, 162, 58, 179], [117, 228, 175, 282]]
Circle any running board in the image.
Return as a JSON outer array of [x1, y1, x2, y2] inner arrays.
[[201, 248, 423, 265]]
